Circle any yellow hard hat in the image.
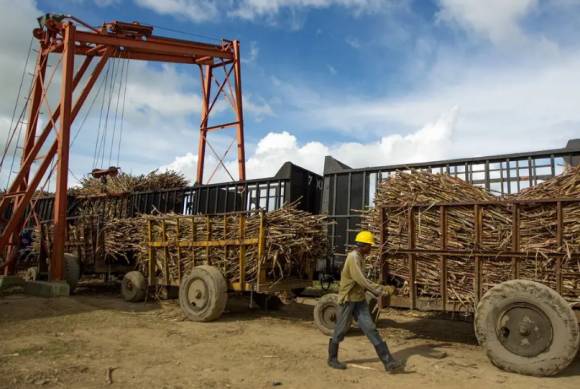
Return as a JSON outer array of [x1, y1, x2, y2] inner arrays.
[[355, 230, 375, 245]]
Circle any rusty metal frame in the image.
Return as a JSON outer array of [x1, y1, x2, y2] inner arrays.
[[379, 197, 580, 312], [0, 15, 246, 279]]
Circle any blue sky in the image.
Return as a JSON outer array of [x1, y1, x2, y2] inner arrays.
[[1, 0, 579, 187]]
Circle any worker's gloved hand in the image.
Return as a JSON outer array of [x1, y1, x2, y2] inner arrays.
[[382, 285, 397, 296], [372, 285, 396, 297]]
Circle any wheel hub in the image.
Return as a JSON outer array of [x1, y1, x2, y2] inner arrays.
[[321, 305, 337, 328], [187, 278, 209, 312], [496, 302, 553, 357]]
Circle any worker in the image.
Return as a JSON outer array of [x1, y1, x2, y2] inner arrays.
[[327, 230, 403, 372]]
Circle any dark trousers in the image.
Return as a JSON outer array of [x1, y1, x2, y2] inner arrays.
[[331, 300, 383, 347]]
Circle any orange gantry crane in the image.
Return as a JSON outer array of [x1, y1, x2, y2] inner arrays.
[[0, 14, 246, 280]]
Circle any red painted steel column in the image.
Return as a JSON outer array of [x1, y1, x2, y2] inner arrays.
[[196, 64, 212, 184], [4, 51, 48, 275], [232, 41, 246, 181], [51, 23, 75, 281]]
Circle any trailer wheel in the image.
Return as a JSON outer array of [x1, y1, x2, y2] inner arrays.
[[475, 280, 580, 376], [63, 253, 80, 292], [314, 293, 341, 336], [121, 271, 147, 302], [179, 265, 227, 322]]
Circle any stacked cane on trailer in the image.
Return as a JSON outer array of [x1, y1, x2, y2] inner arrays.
[[361, 165, 580, 308]]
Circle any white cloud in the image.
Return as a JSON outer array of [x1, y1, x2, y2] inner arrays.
[[242, 41, 260, 64], [230, 0, 393, 20], [162, 152, 197, 176], [94, 0, 120, 6], [266, 45, 580, 158], [0, 0, 42, 186], [134, 0, 218, 23], [345, 36, 362, 49], [327, 65, 337, 75], [134, 0, 398, 27], [162, 107, 459, 183], [243, 95, 275, 122], [436, 0, 537, 46], [65, 0, 121, 6], [123, 62, 201, 119]]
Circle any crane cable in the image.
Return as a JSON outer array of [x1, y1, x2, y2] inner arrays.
[[108, 52, 128, 166], [0, 37, 34, 189], [116, 55, 129, 167], [92, 60, 112, 169], [6, 47, 62, 191], [96, 57, 116, 168], [93, 51, 126, 169], [98, 55, 118, 167]]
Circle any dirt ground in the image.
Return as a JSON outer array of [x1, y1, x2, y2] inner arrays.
[[1, 284, 579, 389]]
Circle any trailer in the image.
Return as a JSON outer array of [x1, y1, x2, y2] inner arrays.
[[25, 215, 136, 289], [122, 210, 315, 321], [19, 162, 322, 289], [314, 196, 580, 376], [320, 138, 580, 279]]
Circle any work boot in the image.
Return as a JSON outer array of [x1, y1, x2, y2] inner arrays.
[[328, 339, 347, 370], [374, 342, 403, 373]]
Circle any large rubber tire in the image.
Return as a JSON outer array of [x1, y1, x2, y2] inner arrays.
[[63, 253, 81, 291], [179, 265, 227, 322], [314, 293, 342, 336], [121, 271, 147, 302], [475, 280, 580, 376], [314, 293, 379, 336]]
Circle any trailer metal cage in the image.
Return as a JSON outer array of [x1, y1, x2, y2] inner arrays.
[[322, 139, 580, 277], [27, 162, 322, 223]]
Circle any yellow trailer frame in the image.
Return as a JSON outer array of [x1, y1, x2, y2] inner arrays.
[[143, 210, 313, 294]]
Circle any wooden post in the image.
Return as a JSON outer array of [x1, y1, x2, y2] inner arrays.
[[257, 210, 266, 290], [439, 205, 448, 311], [511, 204, 520, 279], [379, 207, 386, 308], [147, 219, 154, 286], [474, 204, 483, 303], [556, 201, 563, 294], [239, 214, 246, 291], [175, 217, 182, 283], [161, 219, 169, 286], [191, 216, 196, 267], [407, 208, 416, 310], [206, 216, 211, 264]]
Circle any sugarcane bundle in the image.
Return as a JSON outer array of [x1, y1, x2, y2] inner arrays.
[[101, 217, 145, 263], [69, 169, 188, 196], [515, 165, 580, 298], [362, 165, 580, 309], [139, 202, 328, 285], [46, 169, 189, 263]]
